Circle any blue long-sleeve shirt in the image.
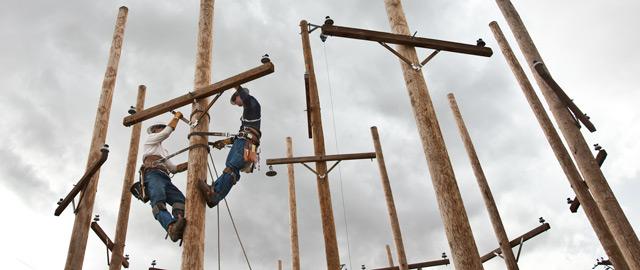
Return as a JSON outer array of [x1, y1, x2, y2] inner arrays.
[[238, 89, 261, 132]]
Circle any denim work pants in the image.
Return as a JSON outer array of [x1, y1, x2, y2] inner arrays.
[[211, 138, 246, 205], [144, 170, 186, 230]]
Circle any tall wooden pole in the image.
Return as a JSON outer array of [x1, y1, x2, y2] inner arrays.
[[286, 137, 301, 270], [109, 85, 146, 270], [64, 7, 128, 270], [493, 1, 640, 267], [489, 21, 629, 270], [182, 0, 214, 269], [300, 20, 341, 270], [447, 94, 519, 270], [371, 127, 408, 270], [385, 244, 395, 267], [381, 1, 483, 269]]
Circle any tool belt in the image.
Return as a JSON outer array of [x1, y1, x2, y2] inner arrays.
[[238, 127, 261, 173], [141, 155, 170, 175], [130, 155, 169, 203]]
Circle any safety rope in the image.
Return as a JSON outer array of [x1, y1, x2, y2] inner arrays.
[[206, 151, 252, 270], [322, 42, 354, 270]]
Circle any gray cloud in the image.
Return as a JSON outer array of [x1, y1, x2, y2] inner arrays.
[[1, 0, 639, 269]]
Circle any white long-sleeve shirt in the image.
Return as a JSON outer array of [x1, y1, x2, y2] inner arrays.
[[143, 126, 177, 173]]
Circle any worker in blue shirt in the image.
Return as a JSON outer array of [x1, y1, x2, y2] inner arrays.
[[197, 86, 261, 207]]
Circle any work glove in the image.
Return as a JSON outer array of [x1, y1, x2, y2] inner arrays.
[[168, 111, 183, 129]]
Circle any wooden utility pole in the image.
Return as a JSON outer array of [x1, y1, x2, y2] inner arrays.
[[64, 7, 128, 270], [286, 137, 301, 270], [385, 244, 394, 267], [447, 93, 519, 270], [493, 1, 640, 267], [381, 1, 483, 269], [182, 0, 214, 269], [109, 85, 146, 270], [488, 21, 629, 270], [371, 127, 408, 270], [299, 20, 341, 270]]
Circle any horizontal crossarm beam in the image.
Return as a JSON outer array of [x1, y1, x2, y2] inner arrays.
[[266, 152, 376, 165], [55, 147, 109, 216], [481, 222, 551, 262], [123, 62, 275, 126], [321, 24, 493, 57], [91, 222, 129, 268], [372, 258, 450, 270]]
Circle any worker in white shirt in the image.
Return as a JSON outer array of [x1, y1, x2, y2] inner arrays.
[[141, 111, 188, 242]]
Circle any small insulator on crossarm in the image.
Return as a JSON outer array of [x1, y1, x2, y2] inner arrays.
[[261, 54, 271, 63]]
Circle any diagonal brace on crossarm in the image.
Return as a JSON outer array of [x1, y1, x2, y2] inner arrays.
[[266, 152, 376, 179]]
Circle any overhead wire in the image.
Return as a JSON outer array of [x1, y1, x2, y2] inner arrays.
[[206, 151, 253, 270], [322, 41, 354, 270]]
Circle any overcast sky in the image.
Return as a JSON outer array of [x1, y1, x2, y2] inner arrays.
[[1, 0, 639, 269]]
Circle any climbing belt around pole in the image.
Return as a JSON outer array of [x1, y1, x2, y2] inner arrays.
[[206, 151, 253, 270]]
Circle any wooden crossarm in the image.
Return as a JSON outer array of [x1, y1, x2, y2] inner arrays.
[[321, 24, 493, 57], [266, 152, 376, 165], [372, 258, 450, 270], [481, 223, 551, 262], [54, 147, 109, 216], [123, 62, 275, 126], [569, 149, 607, 212], [91, 222, 129, 268], [533, 61, 596, 132]]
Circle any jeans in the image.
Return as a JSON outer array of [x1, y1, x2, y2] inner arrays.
[[211, 138, 246, 204], [144, 170, 186, 231]]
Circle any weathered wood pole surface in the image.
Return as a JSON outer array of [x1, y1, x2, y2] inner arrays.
[[493, 1, 640, 267], [278, 259, 282, 270], [371, 127, 408, 270], [64, 7, 128, 270], [488, 21, 629, 270], [300, 20, 341, 270], [109, 85, 146, 270], [182, 0, 214, 269], [385, 244, 394, 267], [447, 93, 519, 270], [382, 1, 483, 269], [286, 137, 301, 270]]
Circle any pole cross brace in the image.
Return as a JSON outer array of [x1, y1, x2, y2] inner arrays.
[[533, 61, 596, 132], [300, 160, 341, 179], [378, 42, 442, 71], [91, 221, 129, 268], [55, 145, 109, 216], [568, 147, 607, 213], [481, 222, 551, 263], [123, 61, 275, 127]]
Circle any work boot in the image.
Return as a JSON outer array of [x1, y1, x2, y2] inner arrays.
[[196, 179, 218, 208], [167, 216, 186, 242]]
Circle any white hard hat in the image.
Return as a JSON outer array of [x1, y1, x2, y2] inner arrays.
[[147, 123, 166, 134]]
